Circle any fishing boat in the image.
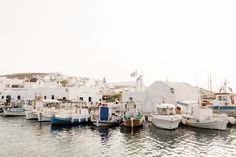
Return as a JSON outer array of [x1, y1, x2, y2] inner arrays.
[[3, 107, 25, 116], [36, 99, 60, 122], [208, 81, 236, 117], [51, 108, 90, 125], [122, 101, 145, 127], [151, 103, 182, 130], [25, 100, 38, 120], [1, 99, 26, 116], [37, 111, 52, 122], [91, 105, 122, 127], [178, 100, 228, 131]]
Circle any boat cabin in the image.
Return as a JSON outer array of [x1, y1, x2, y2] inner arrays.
[[214, 93, 235, 105], [156, 103, 176, 115]]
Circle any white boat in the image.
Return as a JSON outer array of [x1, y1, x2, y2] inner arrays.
[[151, 103, 182, 130], [91, 105, 122, 127], [37, 112, 52, 122], [35, 99, 60, 122], [178, 100, 228, 131], [24, 102, 38, 120], [3, 107, 26, 116], [25, 110, 38, 120]]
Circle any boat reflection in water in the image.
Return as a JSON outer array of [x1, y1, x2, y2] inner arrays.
[[90, 125, 116, 142]]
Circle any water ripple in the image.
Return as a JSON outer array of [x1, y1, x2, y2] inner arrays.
[[0, 117, 236, 157]]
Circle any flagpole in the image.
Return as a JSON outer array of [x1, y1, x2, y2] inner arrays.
[[141, 70, 143, 91]]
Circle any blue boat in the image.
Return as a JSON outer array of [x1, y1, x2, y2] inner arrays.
[[91, 105, 122, 127], [51, 108, 91, 125], [208, 82, 236, 117], [51, 115, 72, 125]]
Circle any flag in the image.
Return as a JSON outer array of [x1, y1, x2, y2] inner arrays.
[[136, 75, 142, 81], [130, 70, 137, 77]]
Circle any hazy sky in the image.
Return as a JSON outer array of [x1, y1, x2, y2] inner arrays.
[[0, 0, 236, 91]]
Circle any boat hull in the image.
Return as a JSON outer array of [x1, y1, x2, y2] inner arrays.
[[25, 111, 38, 120], [123, 118, 144, 127], [92, 119, 122, 127], [151, 115, 182, 130], [3, 108, 25, 116], [182, 118, 228, 131], [51, 116, 90, 125], [37, 113, 52, 122]]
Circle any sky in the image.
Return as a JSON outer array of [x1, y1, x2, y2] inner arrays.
[[0, 0, 236, 91]]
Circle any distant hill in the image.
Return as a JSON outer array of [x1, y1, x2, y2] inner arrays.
[[0, 73, 48, 79]]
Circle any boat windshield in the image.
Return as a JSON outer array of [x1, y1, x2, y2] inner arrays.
[[157, 108, 175, 115]]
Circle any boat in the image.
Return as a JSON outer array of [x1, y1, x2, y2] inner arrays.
[[36, 99, 60, 122], [178, 100, 228, 131], [151, 103, 182, 130], [208, 81, 236, 117], [25, 110, 38, 120], [25, 100, 38, 120], [1, 99, 26, 116], [91, 105, 122, 127], [3, 107, 26, 116], [37, 111, 52, 122], [51, 108, 90, 125], [122, 101, 145, 127]]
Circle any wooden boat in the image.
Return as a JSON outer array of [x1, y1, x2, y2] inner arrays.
[[123, 116, 144, 127], [122, 101, 145, 127]]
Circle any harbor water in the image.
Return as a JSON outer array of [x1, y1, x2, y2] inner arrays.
[[0, 117, 236, 157]]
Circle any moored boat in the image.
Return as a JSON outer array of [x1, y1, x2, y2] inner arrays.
[[51, 108, 90, 125], [3, 107, 25, 116], [178, 100, 228, 131], [122, 101, 145, 127], [151, 103, 182, 130], [208, 81, 236, 117], [91, 105, 122, 127], [37, 112, 52, 122], [35, 99, 60, 122]]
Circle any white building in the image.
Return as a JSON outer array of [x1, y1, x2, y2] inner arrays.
[[122, 80, 201, 113], [0, 81, 102, 103]]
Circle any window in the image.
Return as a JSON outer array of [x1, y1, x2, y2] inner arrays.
[[80, 97, 83, 101], [218, 96, 222, 101], [6, 95, 11, 103], [44, 96, 47, 99], [129, 97, 133, 101], [223, 96, 228, 102], [63, 97, 66, 100], [51, 95, 55, 100], [17, 95, 21, 100], [2, 96, 4, 99], [88, 97, 92, 102]]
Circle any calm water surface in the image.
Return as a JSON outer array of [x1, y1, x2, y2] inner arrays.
[[0, 116, 236, 157]]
